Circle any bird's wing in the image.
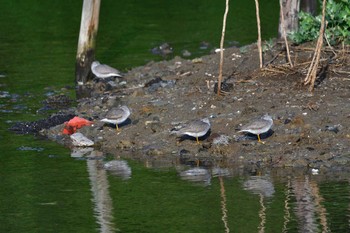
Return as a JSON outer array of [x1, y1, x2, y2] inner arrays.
[[96, 64, 121, 75]]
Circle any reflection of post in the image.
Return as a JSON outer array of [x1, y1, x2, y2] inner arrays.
[[291, 175, 329, 232], [219, 176, 230, 233], [292, 176, 317, 232], [87, 159, 115, 233], [310, 180, 329, 232], [258, 193, 266, 233]]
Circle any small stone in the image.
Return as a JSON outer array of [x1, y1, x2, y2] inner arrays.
[[182, 50, 191, 57], [70, 132, 94, 147], [192, 58, 203, 63]]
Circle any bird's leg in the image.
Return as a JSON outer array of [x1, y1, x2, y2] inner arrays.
[[257, 134, 265, 144], [196, 137, 200, 144], [116, 124, 120, 131]]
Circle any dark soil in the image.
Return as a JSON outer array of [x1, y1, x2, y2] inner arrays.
[[40, 41, 350, 171]]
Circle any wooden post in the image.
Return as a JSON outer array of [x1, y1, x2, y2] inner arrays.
[[75, 0, 101, 85]]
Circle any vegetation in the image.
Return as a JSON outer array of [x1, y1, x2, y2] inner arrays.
[[289, 0, 350, 45]]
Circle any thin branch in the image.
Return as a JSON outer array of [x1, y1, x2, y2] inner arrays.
[[323, 23, 337, 57], [254, 0, 263, 68], [279, 0, 293, 67], [217, 0, 230, 96]]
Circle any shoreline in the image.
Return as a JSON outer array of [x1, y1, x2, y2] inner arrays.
[[36, 42, 350, 170]]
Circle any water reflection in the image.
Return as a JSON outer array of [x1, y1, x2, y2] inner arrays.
[[283, 179, 291, 233], [103, 160, 132, 180], [243, 175, 275, 198], [291, 176, 329, 233], [179, 167, 211, 186], [87, 158, 116, 233], [212, 167, 231, 178], [219, 176, 229, 233], [71, 147, 94, 158], [243, 175, 275, 233], [71, 149, 132, 231]]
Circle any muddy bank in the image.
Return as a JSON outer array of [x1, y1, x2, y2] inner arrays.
[[40, 41, 350, 170]]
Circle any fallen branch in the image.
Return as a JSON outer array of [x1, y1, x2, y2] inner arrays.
[[331, 70, 350, 75], [264, 50, 284, 66]]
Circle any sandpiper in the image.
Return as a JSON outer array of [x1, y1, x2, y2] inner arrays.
[[91, 61, 123, 79], [239, 114, 273, 143], [174, 118, 211, 144], [101, 106, 131, 131]]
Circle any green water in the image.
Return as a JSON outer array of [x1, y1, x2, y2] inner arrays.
[[1, 0, 350, 232]]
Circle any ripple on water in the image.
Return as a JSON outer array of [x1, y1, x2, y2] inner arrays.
[[17, 146, 44, 152]]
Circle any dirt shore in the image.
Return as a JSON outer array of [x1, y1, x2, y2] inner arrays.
[[42, 41, 350, 171]]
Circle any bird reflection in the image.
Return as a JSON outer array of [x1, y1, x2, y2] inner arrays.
[[243, 175, 275, 233], [103, 160, 132, 180], [179, 167, 211, 186]]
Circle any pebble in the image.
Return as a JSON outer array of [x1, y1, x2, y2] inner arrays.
[[70, 132, 94, 147]]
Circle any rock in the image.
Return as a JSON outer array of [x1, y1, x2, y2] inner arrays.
[[70, 132, 94, 147], [151, 43, 173, 57], [211, 134, 230, 145], [213, 82, 234, 95], [324, 124, 342, 133], [182, 50, 191, 57]]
